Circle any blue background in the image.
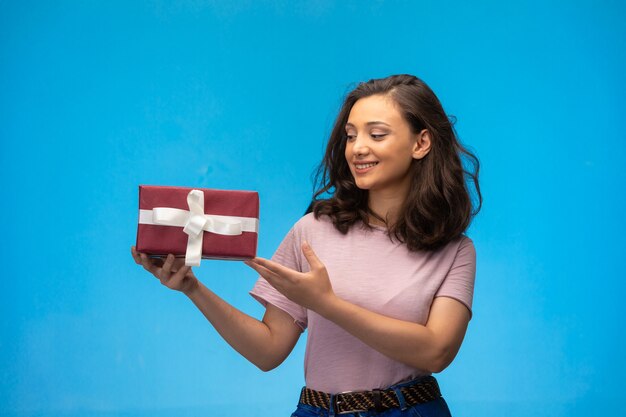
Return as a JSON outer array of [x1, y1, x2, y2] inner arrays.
[[2, 1, 625, 416]]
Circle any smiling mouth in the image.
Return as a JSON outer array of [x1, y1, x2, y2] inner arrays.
[[355, 162, 378, 169]]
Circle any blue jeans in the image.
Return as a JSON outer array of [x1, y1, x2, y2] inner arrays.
[[290, 377, 453, 417]]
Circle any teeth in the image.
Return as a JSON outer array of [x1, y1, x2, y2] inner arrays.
[[356, 162, 377, 169]]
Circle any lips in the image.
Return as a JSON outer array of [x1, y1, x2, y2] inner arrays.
[[353, 161, 378, 174]]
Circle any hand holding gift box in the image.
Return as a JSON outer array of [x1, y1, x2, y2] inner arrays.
[[135, 185, 259, 266]]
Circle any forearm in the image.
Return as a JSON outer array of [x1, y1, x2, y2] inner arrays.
[[184, 281, 286, 371], [316, 296, 458, 373]]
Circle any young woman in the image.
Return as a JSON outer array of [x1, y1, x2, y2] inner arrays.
[[131, 74, 481, 417]]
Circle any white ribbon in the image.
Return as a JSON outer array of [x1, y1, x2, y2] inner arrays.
[[138, 189, 259, 266]]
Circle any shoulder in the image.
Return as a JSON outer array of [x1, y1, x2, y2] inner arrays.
[[431, 234, 476, 265], [287, 212, 353, 247], [292, 212, 335, 233], [457, 235, 475, 252], [447, 234, 476, 267], [442, 234, 474, 252]]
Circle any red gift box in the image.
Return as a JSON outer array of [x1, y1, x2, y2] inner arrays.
[[136, 185, 259, 264]]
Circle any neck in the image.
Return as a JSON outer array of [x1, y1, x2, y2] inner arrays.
[[367, 189, 407, 227]]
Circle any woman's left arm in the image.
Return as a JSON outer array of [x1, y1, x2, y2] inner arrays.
[[245, 242, 471, 373]]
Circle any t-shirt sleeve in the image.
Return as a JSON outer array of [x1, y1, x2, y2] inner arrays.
[[434, 236, 476, 319], [249, 226, 308, 330]]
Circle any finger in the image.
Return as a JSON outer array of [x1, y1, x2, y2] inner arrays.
[[160, 254, 176, 280], [171, 257, 187, 270], [244, 259, 270, 277], [131, 246, 142, 264], [132, 246, 161, 266], [169, 265, 192, 287], [140, 253, 160, 276], [301, 241, 325, 270], [245, 259, 283, 286], [250, 257, 295, 279]]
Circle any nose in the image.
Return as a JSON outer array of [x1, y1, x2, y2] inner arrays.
[[351, 134, 370, 157]]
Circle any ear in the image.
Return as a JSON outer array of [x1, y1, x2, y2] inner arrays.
[[412, 129, 432, 159]]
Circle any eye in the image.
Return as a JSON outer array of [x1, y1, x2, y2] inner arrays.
[[345, 134, 356, 142], [371, 133, 387, 140]]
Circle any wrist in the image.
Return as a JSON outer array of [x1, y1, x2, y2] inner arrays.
[[183, 278, 201, 298], [313, 292, 341, 318]]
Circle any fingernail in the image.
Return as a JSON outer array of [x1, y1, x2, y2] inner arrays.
[[167, 254, 174, 261]]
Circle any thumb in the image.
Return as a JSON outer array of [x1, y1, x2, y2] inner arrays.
[[301, 241, 324, 270]]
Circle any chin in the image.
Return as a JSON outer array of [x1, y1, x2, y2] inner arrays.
[[354, 182, 373, 191], [351, 174, 377, 191]]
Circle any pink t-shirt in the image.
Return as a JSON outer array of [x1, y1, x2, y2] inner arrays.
[[250, 213, 476, 393]]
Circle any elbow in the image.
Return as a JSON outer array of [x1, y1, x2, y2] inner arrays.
[[425, 358, 448, 374], [254, 356, 285, 372], [256, 362, 278, 372], [423, 347, 457, 374]]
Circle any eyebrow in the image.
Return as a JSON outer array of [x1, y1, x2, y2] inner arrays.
[[345, 121, 391, 128]]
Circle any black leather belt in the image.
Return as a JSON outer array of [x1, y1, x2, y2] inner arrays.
[[299, 376, 441, 414]]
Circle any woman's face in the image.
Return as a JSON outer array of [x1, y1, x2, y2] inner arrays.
[[344, 94, 430, 196]]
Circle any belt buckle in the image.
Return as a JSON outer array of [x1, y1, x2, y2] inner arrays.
[[333, 390, 368, 415]]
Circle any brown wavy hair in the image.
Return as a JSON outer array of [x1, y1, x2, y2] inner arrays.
[[309, 74, 482, 251]]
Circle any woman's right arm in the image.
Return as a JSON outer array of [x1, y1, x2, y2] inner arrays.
[[131, 246, 302, 372]]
